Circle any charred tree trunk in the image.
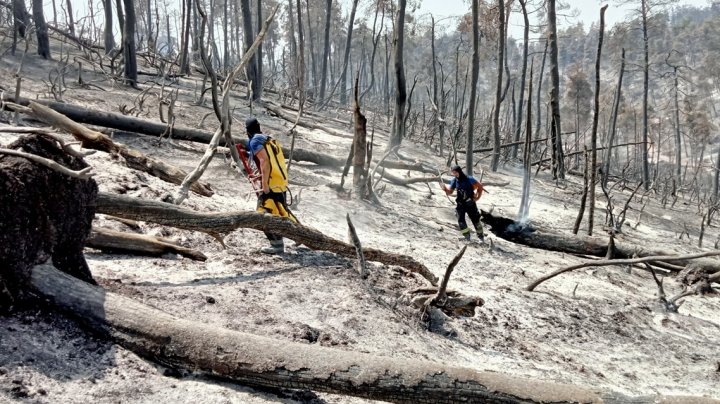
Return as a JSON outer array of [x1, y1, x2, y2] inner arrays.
[[240, 0, 259, 100], [465, 0, 480, 176], [27, 101, 214, 197], [65, 0, 74, 35], [361, 3, 383, 102], [339, 0, 359, 105], [512, 0, 530, 160], [3, 95, 344, 168], [352, 73, 367, 196], [32, 0, 51, 59], [602, 48, 625, 188], [12, 0, 28, 54], [256, 0, 264, 99], [179, 0, 192, 75], [672, 65, 682, 184], [295, 0, 306, 111], [102, 0, 114, 54], [122, 0, 138, 87], [319, 0, 332, 101], [94, 192, 439, 285], [587, 6, 607, 237], [641, 0, 650, 190], [547, 0, 565, 180], [387, 0, 407, 151], [490, 0, 505, 172]]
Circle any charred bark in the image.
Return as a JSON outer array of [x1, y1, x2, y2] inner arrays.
[[482, 209, 720, 277], [0, 135, 97, 308], [94, 192, 439, 285], [27, 263, 713, 403]]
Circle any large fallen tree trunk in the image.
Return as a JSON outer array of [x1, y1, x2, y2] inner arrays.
[[26, 102, 214, 197], [94, 192, 438, 285], [2, 94, 344, 168], [480, 209, 720, 275], [29, 263, 717, 404], [86, 227, 207, 261]]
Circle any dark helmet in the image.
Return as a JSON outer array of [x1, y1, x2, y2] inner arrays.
[[245, 116, 261, 137]]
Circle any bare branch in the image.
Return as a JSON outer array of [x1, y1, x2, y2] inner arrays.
[[0, 148, 94, 179]]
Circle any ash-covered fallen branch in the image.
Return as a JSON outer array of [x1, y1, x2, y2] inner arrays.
[[94, 192, 438, 285], [527, 250, 720, 292], [86, 227, 207, 261], [0, 147, 94, 179], [27, 101, 214, 197], [1, 94, 345, 168]]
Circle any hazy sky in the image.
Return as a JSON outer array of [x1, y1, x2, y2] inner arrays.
[[416, 0, 714, 38]]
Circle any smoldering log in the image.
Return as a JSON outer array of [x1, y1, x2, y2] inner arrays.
[[480, 210, 720, 276]]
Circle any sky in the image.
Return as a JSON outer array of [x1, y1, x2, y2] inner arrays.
[[415, 0, 715, 38]]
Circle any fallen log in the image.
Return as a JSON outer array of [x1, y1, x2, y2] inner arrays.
[[86, 227, 207, 261], [27, 102, 214, 197], [377, 159, 438, 174], [28, 263, 718, 404], [480, 209, 720, 273], [2, 94, 344, 167], [94, 192, 439, 285]]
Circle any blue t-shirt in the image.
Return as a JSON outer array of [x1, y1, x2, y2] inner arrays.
[[449, 176, 478, 191], [247, 134, 269, 156], [449, 176, 478, 202]]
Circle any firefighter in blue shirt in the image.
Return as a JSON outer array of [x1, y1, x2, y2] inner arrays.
[[440, 165, 485, 242]]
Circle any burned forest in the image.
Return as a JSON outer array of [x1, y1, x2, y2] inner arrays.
[[1, 0, 720, 403]]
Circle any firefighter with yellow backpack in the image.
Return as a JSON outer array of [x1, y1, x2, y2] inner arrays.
[[245, 116, 298, 254]]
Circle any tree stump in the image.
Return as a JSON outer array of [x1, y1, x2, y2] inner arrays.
[[0, 134, 97, 309]]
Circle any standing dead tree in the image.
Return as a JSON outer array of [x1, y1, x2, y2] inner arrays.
[[587, 5, 608, 236], [352, 72, 368, 197], [602, 49, 626, 188]]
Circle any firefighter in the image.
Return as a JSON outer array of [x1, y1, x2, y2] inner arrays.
[[246, 116, 297, 254], [440, 165, 485, 242]]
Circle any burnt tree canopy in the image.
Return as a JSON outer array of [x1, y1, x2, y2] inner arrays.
[[0, 134, 97, 309]]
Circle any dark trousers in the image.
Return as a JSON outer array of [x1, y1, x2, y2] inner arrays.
[[456, 199, 483, 235]]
